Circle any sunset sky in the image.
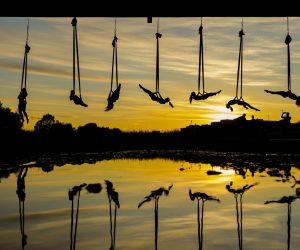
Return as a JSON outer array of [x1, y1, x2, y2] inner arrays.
[[1, 17, 300, 131]]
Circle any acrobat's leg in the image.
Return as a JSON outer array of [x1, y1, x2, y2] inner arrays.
[[23, 111, 29, 123], [157, 92, 163, 99], [19, 109, 24, 123]]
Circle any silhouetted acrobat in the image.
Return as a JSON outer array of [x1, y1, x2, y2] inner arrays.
[[18, 21, 31, 124], [70, 17, 88, 108], [226, 21, 260, 112], [226, 98, 260, 112], [265, 90, 300, 106], [18, 88, 29, 124], [139, 84, 173, 107], [189, 190, 220, 250], [190, 18, 221, 104], [105, 19, 122, 112], [106, 83, 121, 111], [265, 18, 300, 107], [16, 166, 28, 250], [190, 91, 221, 104], [139, 18, 174, 108], [70, 90, 88, 107]]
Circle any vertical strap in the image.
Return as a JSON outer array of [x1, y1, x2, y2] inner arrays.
[[21, 53, 26, 90], [240, 33, 243, 98], [111, 40, 115, 92], [26, 17, 29, 44], [24, 53, 28, 89], [75, 26, 81, 98], [156, 17, 160, 93], [287, 17, 291, 92], [156, 32, 159, 93], [236, 34, 242, 98], [198, 25, 202, 94], [201, 25, 205, 93], [115, 38, 118, 88], [73, 23, 76, 92], [287, 43, 291, 92]]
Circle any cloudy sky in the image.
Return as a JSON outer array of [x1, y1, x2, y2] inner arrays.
[[1, 17, 300, 131]]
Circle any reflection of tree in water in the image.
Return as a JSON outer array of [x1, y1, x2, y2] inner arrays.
[[265, 190, 300, 250], [16, 166, 28, 250], [189, 190, 220, 250], [138, 184, 173, 250], [105, 180, 120, 250], [226, 181, 258, 250]]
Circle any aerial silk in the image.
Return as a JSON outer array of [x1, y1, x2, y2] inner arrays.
[[189, 18, 221, 104]]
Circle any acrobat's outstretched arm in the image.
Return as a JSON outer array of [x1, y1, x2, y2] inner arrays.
[[139, 84, 154, 96]]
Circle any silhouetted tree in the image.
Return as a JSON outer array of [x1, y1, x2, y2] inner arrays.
[[34, 114, 55, 132], [0, 101, 22, 130]]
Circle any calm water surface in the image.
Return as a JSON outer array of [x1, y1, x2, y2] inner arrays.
[[1, 158, 300, 250]]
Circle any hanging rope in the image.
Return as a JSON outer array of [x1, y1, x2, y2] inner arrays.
[[198, 17, 205, 94], [72, 17, 82, 98], [235, 19, 245, 99], [285, 16, 292, 92], [110, 17, 119, 93], [21, 17, 30, 91], [155, 17, 162, 93]]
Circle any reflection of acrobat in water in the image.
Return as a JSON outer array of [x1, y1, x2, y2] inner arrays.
[[265, 194, 299, 250], [189, 190, 220, 250], [16, 166, 28, 249], [138, 184, 173, 250], [226, 181, 258, 250], [139, 84, 174, 108]]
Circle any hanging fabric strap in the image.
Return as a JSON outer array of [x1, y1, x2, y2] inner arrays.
[[155, 17, 162, 93], [285, 17, 292, 92], [110, 18, 118, 92], [236, 20, 244, 99], [198, 17, 205, 94], [72, 17, 82, 98], [21, 17, 30, 91]]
